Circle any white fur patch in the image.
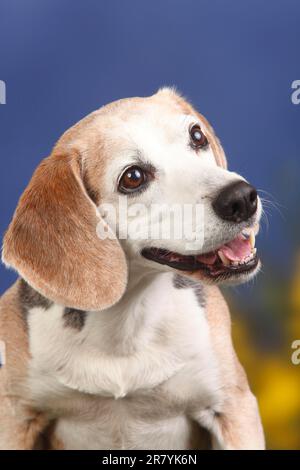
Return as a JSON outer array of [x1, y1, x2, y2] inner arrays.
[[27, 272, 222, 449]]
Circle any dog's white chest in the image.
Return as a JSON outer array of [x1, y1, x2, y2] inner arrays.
[[27, 273, 222, 449]]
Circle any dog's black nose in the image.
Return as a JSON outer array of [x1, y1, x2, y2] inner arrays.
[[213, 181, 258, 223]]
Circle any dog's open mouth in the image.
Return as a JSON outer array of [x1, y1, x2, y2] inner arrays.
[[141, 229, 259, 280]]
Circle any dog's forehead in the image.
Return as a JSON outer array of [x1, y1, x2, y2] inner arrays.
[[108, 111, 198, 143], [56, 90, 226, 171], [58, 89, 211, 152], [96, 95, 209, 149]]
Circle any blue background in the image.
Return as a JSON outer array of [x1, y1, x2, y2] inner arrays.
[[0, 0, 299, 296]]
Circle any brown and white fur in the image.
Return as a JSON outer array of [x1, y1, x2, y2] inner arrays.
[[0, 88, 265, 450]]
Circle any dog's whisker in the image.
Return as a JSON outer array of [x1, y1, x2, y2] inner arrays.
[[258, 190, 286, 221], [259, 195, 286, 223], [260, 207, 270, 233]]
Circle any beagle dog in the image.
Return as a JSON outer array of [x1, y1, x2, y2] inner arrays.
[[0, 88, 265, 450]]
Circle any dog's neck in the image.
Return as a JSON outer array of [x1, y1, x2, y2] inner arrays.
[[125, 260, 162, 295], [98, 262, 167, 354]]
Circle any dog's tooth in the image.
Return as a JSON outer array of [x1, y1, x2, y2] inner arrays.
[[218, 251, 230, 266], [242, 229, 250, 240], [252, 247, 257, 255], [249, 230, 256, 249]]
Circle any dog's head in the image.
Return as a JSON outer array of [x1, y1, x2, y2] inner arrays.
[[2, 88, 262, 311]]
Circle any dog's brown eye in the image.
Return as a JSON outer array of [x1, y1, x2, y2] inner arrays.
[[189, 124, 208, 149], [118, 166, 146, 193]]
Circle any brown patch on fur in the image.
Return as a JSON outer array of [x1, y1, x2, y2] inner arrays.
[[0, 281, 49, 449], [82, 170, 101, 205], [42, 422, 65, 450], [204, 285, 248, 387], [19, 279, 52, 318], [203, 286, 264, 448], [198, 113, 227, 169], [47, 432, 65, 450], [2, 150, 128, 311], [63, 307, 86, 331]]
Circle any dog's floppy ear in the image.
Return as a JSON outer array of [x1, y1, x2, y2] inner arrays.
[[2, 151, 128, 311]]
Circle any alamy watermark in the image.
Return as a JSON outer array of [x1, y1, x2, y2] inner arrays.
[[96, 198, 205, 251], [291, 80, 300, 105], [0, 80, 6, 104], [291, 340, 300, 365], [0, 340, 6, 367]]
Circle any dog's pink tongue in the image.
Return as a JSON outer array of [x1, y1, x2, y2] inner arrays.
[[219, 235, 252, 261]]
